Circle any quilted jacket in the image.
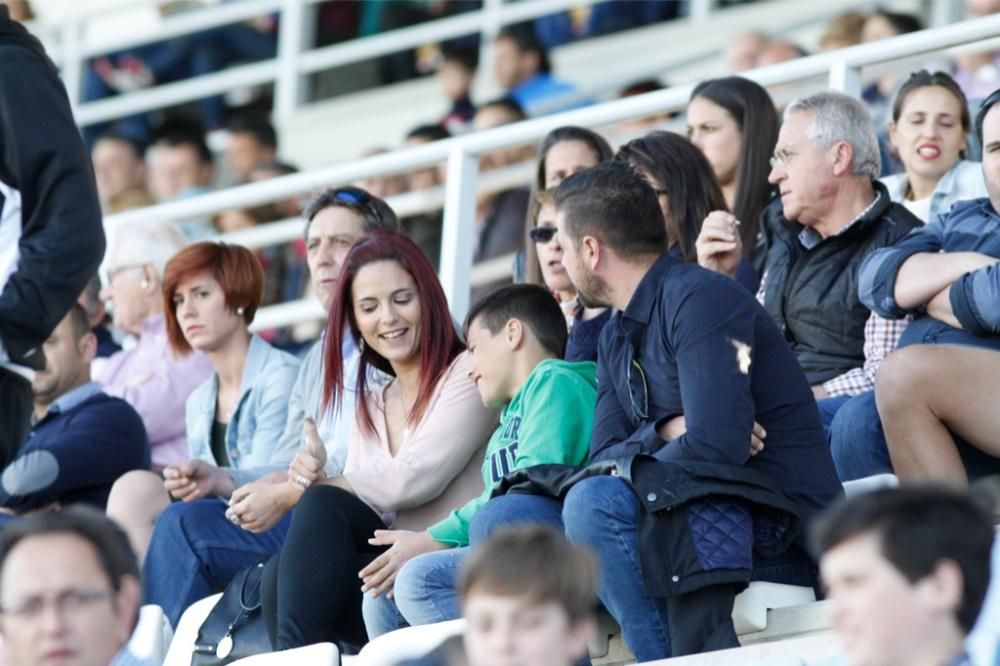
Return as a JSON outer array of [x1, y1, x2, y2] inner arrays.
[[493, 455, 807, 597]]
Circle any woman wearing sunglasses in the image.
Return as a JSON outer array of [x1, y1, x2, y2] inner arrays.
[[526, 189, 611, 362]]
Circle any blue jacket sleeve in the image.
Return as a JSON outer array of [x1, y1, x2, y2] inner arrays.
[[858, 224, 945, 319], [0, 399, 149, 512], [949, 263, 1000, 336], [654, 283, 757, 466]]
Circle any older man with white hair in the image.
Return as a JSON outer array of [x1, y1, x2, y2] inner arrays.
[[95, 221, 212, 469], [698, 92, 921, 417]]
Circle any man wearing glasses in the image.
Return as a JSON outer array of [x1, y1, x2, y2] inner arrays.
[[0, 507, 151, 666], [696, 92, 921, 430], [553, 161, 842, 661]]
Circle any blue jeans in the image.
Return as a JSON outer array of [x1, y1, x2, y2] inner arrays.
[[143, 498, 291, 627], [830, 389, 1000, 482], [563, 476, 817, 660], [816, 394, 851, 432], [563, 476, 673, 661], [377, 494, 565, 638], [828, 391, 893, 481]]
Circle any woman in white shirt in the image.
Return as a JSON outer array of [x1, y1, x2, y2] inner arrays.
[[882, 70, 987, 223]]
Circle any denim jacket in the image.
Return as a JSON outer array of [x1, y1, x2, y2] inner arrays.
[[185, 335, 300, 473], [881, 159, 987, 224]]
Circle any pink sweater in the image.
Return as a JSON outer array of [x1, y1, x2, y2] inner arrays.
[[343, 352, 498, 531]]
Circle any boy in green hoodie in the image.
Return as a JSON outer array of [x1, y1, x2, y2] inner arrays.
[[358, 283, 597, 638]]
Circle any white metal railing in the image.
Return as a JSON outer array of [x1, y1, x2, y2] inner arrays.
[[101, 13, 1000, 332], [52, 0, 636, 127]]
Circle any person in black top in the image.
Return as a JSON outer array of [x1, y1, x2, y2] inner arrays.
[[0, 6, 106, 469], [553, 161, 842, 660]]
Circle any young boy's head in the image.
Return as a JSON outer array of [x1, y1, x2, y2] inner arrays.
[[459, 526, 597, 666], [464, 284, 568, 408], [813, 486, 994, 666], [439, 47, 477, 102]]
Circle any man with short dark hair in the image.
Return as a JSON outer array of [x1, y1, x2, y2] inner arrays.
[[555, 161, 842, 660], [0, 507, 150, 666], [0, 305, 148, 516], [225, 113, 277, 184], [91, 132, 148, 211], [146, 128, 216, 239], [492, 23, 586, 115], [813, 486, 994, 666]]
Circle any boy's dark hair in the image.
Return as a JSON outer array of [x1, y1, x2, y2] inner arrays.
[[478, 96, 527, 123], [302, 185, 400, 238], [497, 22, 551, 74], [464, 284, 568, 359], [0, 506, 139, 595], [155, 128, 213, 167], [442, 46, 478, 73], [227, 112, 278, 150], [406, 124, 451, 144], [554, 160, 667, 260], [459, 525, 598, 622], [812, 486, 994, 634]]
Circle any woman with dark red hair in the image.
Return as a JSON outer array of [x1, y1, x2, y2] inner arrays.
[[106, 242, 300, 563], [260, 229, 497, 651]]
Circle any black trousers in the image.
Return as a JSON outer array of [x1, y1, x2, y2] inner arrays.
[[0, 368, 32, 469], [261, 485, 387, 650]]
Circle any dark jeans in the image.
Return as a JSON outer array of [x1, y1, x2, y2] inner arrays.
[[830, 389, 1000, 482], [0, 368, 32, 470], [143, 498, 291, 628], [562, 476, 817, 660], [261, 485, 386, 650]]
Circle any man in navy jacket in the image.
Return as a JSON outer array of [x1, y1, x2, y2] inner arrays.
[[0, 6, 106, 468], [0, 305, 148, 518], [553, 162, 841, 660]]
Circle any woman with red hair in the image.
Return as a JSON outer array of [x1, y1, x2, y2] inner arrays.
[[107, 242, 300, 562], [259, 229, 496, 650]]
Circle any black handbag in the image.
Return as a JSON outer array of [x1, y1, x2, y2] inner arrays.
[[191, 560, 273, 666]]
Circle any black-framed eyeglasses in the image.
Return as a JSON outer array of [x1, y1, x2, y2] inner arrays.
[[529, 227, 558, 244], [0, 588, 114, 621], [627, 357, 648, 421]]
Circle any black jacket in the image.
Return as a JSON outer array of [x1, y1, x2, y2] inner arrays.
[[0, 6, 105, 370], [494, 456, 817, 598], [758, 182, 921, 384]]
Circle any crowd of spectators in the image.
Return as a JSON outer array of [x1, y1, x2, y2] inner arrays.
[[2, 2, 1000, 666]]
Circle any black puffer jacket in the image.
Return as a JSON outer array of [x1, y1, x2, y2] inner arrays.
[[757, 182, 921, 384]]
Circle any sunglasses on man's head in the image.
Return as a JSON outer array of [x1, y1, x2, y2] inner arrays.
[[529, 227, 558, 244]]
